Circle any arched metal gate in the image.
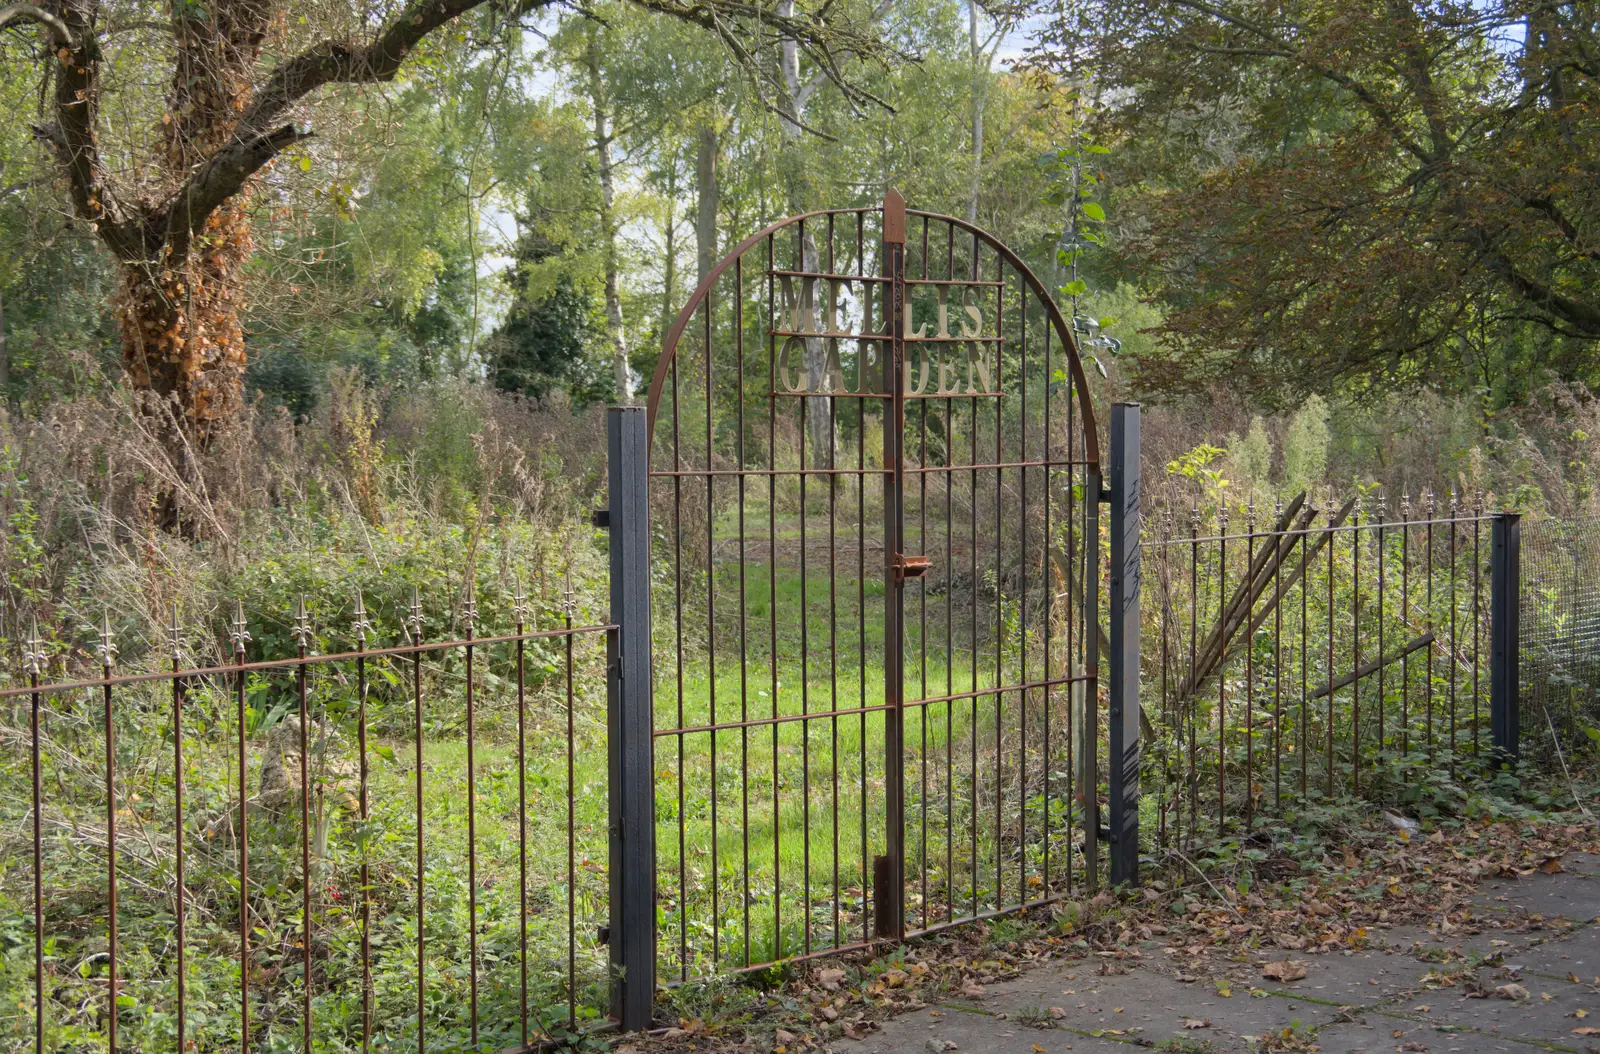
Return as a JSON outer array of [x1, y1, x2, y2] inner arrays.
[[643, 190, 1106, 988]]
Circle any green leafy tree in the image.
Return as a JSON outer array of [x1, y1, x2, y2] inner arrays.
[[1037, 0, 1600, 408]]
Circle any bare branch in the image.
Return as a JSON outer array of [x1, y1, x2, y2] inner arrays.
[[0, 3, 72, 46]]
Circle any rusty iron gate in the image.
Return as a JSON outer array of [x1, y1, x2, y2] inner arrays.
[[633, 190, 1121, 1009]]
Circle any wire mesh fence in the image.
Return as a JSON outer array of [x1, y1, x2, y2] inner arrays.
[[1138, 490, 1498, 849], [1520, 516, 1600, 761]]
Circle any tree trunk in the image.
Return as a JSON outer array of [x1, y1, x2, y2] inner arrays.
[[967, 0, 986, 224], [776, 0, 834, 469], [115, 200, 254, 444], [696, 122, 719, 283], [586, 31, 632, 406], [0, 282, 9, 409]]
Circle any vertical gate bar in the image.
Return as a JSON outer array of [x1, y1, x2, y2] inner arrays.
[[1042, 313, 1053, 892], [100, 616, 117, 1054], [1352, 501, 1361, 796], [672, 334, 688, 979], [1217, 506, 1227, 835], [354, 595, 372, 1054], [1273, 505, 1284, 811], [970, 372, 979, 914], [565, 595, 578, 1028], [1083, 460, 1100, 892], [985, 259, 998, 908], [1326, 498, 1335, 797], [738, 254, 753, 962], [856, 226, 869, 946], [232, 600, 250, 1054], [295, 596, 313, 1052], [1490, 512, 1521, 764], [1401, 494, 1411, 757], [1107, 402, 1140, 887], [513, 583, 528, 1044], [1066, 334, 1076, 893], [879, 187, 907, 941], [1190, 508, 1203, 838], [1019, 276, 1030, 903], [1299, 507, 1310, 797], [1426, 491, 1435, 759], [798, 235, 811, 960], [767, 237, 779, 966], [407, 587, 424, 1054], [170, 606, 186, 1054], [1245, 500, 1255, 829], [1162, 512, 1174, 844], [28, 620, 43, 1054], [1449, 492, 1458, 772], [705, 294, 722, 965], [608, 405, 656, 1029], [1472, 500, 1481, 756], [1377, 501, 1386, 764], [825, 228, 842, 948], [464, 585, 478, 1046]]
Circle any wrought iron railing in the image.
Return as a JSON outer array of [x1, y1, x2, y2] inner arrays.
[[1138, 491, 1504, 846], [4, 591, 612, 1053]]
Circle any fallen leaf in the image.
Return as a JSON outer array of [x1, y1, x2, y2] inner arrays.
[[1543, 992, 1554, 1002], [1574, 1027, 1600, 1037], [1048, 1007, 1066, 1019], [1538, 857, 1564, 874], [1033, 1045, 1045, 1053], [962, 983, 985, 997], [1495, 983, 1530, 1001], [1174, 973, 1197, 983], [1182, 1019, 1210, 1030], [775, 1030, 797, 1045], [1575, 1010, 1589, 1020], [1274, 935, 1307, 950], [817, 968, 846, 991], [1412, 1005, 1432, 1013], [1262, 961, 1308, 982]]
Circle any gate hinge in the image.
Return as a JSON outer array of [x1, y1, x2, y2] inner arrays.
[[892, 553, 932, 580], [591, 507, 611, 529]]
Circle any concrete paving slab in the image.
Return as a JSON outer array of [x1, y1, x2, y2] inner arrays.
[[834, 858, 1600, 1054], [1470, 874, 1600, 924], [1504, 926, 1600, 985], [1565, 854, 1600, 879], [1243, 947, 1434, 1007], [1317, 1016, 1572, 1052]]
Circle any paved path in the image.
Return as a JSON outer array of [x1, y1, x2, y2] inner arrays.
[[839, 853, 1600, 1054]]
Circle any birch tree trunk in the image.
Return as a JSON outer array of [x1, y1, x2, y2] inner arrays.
[[586, 30, 633, 406]]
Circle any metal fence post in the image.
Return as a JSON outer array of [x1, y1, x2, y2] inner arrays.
[[1107, 404, 1141, 887], [606, 406, 655, 1030], [1490, 511, 1521, 765]]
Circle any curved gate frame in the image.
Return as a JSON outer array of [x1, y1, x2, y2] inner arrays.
[[641, 189, 1105, 987]]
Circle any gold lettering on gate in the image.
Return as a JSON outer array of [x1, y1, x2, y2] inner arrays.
[[774, 274, 998, 395]]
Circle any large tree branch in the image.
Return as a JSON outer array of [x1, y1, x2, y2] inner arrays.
[[1170, 0, 1436, 163], [0, 3, 71, 45], [160, 0, 537, 253], [1467, 226, 1600, 336], [33, 1, 143, 260]]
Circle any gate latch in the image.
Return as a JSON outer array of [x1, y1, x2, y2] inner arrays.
[[893, 553, 932, 580]]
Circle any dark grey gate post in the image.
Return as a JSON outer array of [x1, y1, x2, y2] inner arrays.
[[1107, 404, 1141, 887], [606, 406, 655, 1030], [1490, 511, 1521, 765]]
